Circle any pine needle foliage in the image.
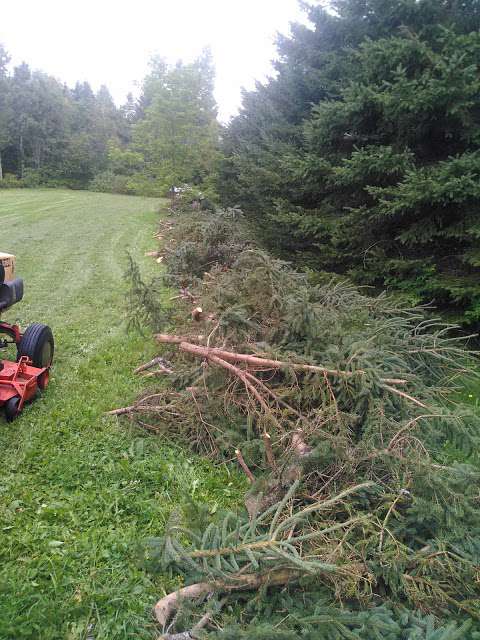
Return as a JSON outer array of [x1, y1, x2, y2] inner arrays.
[[162, 205, 251, 287], [216, 0, 480, 325], [125, 251, 170, 333], [209, 606, 478, 640], [126, 208, 480, 636]]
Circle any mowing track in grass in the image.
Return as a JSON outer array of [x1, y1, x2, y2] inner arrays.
[[0, 190, 242, 640]]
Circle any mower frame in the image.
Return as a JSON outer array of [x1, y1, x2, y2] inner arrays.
[[0, 320, 51, 421]]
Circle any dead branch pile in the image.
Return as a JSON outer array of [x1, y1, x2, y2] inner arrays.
[[114, 207, 480, 638]]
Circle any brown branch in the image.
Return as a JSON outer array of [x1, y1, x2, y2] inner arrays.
[[136, 419, 164, 434], [156, 334, 185, 344], [154, 569, 303, 628], [381, 384, 429, 409], [169, 288, 196, 303], [157, 337, 416, 394], [107, 393, 180, 418], [134, 357, 172, 375], [263, 432, 276, 469], [106, 405, 135, 416], [142, 366, 174, 378], [179, 342, 357, 378], [235, 449, 255, 483], [155, 583, 212, 629], [205, 353, 282, 430], [381, 378, 408, 385], [160, 603, 222, 639], [155, 337, 419, 391], [156, 335, 205, 345], [244, 370, 304, 419]]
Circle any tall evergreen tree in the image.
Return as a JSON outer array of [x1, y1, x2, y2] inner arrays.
[[217, 0, 480, 324]]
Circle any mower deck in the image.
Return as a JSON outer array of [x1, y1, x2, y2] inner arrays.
[[0, 356, 49, 419], [0, 260, 55, 421]]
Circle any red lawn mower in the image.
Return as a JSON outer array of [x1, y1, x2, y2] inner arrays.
[[0, 259, 54, 421]]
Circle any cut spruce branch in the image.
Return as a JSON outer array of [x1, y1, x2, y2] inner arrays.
[[107, 405, 136, 417], [157, 336, 360, 378], [160, 601, 227, 640], [154, 487, 376, 634], [157, 336, 408, 385], [156, 334, 205, 345], [141, 368, 173, 378], [154, 569, 304, 629], [155, 337, 426, 408], [134, 356, 173, 375], [106, 393, 179, 418], [125, 209, 480, 634], [380, 383, 429, 409], [235, 448, 256, 483]]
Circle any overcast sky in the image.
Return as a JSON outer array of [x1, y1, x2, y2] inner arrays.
[[0, 0, 310, 122]]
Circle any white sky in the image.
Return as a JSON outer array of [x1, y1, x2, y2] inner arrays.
[[0, 0, 310, 122]]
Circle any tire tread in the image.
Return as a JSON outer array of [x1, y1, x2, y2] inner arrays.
[[17, 323, 54, 368]]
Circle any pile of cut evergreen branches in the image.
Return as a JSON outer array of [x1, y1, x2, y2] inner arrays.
[[117, 201, 480, 639]]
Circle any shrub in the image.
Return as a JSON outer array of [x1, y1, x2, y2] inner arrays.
[[0, 173, 24, 188], [125, 173, 165, 197], [88, 170, 133, 195]]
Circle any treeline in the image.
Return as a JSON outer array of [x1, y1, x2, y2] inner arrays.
[[217, 0, 480, 325], [0, 47, 127, 187], [0, 46, 218, 193], [2, 1, 480, 323]]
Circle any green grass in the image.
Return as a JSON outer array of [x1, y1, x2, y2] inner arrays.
[[0, 190, 244, 640]]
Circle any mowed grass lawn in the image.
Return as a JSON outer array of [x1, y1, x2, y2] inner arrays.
[[0, 190, 242, 639]]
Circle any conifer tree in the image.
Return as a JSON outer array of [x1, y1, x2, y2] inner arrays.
[[217, 0, 480, 324]]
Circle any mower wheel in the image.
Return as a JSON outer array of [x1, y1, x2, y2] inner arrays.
[[5, 396, 21, 422], [17, 323, 54, 368], [38, 370, 50, 391]]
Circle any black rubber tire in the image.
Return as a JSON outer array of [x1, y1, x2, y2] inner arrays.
[[17, 323, 54, 368], [37, 370, 50, 391], [5, 396, 20, 422]]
